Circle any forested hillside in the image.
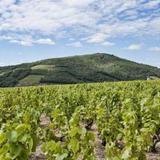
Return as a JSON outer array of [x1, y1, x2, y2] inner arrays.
[[0, 53, 160, 87]]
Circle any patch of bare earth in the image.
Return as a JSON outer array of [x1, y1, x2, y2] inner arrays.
[[30, 113, 51, 160], [30, 145, 46, 160], [39, 113, 51, 127], [147, 153, 160, 160], [90, 123, 105, 160]]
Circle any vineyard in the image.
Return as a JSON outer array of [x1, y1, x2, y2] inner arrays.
[[0, 80, 160, 160]]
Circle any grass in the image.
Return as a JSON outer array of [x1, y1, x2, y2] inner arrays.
[[0, 72, 5, 76], [18, 75, 44, 86], [31, 65, 55, 71]]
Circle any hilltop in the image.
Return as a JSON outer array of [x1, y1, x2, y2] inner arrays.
[[0, 53, 160, 87]]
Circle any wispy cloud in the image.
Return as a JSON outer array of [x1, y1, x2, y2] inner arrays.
[[102, 41, 115, 47], [149, 47, 160, 52], [143, 0, 160, 9], [87, 33, 107, 43], [127, 44, 142, 51], [0, 0, 159, 47], [67, 41, 82, 48], [0, 35, 55, 46]]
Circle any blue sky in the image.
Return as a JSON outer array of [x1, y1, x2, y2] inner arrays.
[[0, 0, 160, 67]]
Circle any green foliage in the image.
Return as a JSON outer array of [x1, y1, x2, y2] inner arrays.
[[18, 75, 44, 86], [0, 124, 33, 160], [0, 53, 160, 87], [0, 80, 160, 159], [0, 68, 31, 87]]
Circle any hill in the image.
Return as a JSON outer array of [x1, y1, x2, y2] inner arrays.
[[0, 53, 160, 87]]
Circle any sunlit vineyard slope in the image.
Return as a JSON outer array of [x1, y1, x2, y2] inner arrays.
[[0, 80, 160, 159]]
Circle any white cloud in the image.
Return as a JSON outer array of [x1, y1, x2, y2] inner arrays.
[[10, 40, 33, 46], [63, 0, 94, 7], [87, 33, 107, 43], [0, 0, 159, 46], [0, 0, 15, 13], [143, 0, 160, 9], [149, 47, 160, 52], [67, 41, 82, 48], [127, 44, 142, 50], [0, 35, 55, 46], [102, 41, 115, 47], [34, 39, 55, 45], [150, 17, 160, 34], [13, 38, 55, 46]]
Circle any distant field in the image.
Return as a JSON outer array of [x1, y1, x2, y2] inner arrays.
[[0, 72, 4, 76], [0, 80, 160, 159], [18, 75, 44, 86], [31, 65, 55, 71]]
